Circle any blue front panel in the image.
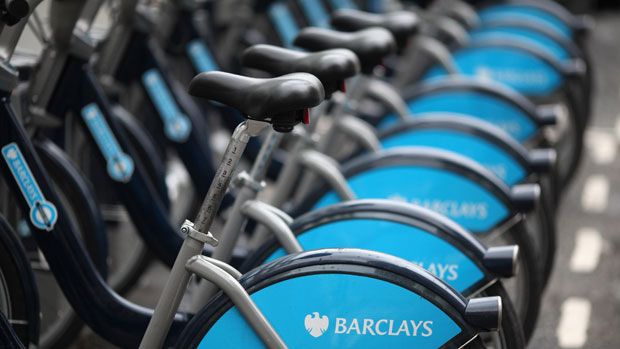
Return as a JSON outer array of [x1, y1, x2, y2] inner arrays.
[[142, 69, 192, 142], [264, 219, 485, 292], [200, 273, 462, 348], [381, 129, 527, 185], [390, 91, 538, 142], [298, 0, 330, 28], [268, 2, 299, 47], [470, 27, 570, 62], [315, 167, 509, 232], [425, 47, 564, 96], [187, 39, 219, 73], [479, 5, 572, 40], [81, 103, 135, 183], [2, 143, 58, 231]]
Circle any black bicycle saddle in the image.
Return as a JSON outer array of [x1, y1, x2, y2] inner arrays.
[[294, 27, 396, 74], [189, 71, 324, 132], [331, 9, 419, 52], [242, 44, 360, 97]]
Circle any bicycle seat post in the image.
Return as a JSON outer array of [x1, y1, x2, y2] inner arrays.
[[195, 120, 270, 234], [141, 119, 269, 348]]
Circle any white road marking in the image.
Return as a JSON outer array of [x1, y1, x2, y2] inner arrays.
[[557, 298, 591, 348], [585, 129, 617, 164], [570, 228, 604, 273], [581, 175, 609, 213]]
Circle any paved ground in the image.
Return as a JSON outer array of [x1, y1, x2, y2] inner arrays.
[[528, 11, 620, 349], [70, 11, 620, 349]]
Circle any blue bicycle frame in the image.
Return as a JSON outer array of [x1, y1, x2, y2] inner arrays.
[[0, 88, 190, 348]]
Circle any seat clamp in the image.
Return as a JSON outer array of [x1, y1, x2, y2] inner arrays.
[[180, 220, 218, 247]]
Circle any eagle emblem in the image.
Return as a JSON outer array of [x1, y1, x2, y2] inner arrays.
[[304, 312, 329, 338]]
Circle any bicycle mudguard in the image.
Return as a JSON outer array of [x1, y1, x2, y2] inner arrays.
[[378, 77, 546, 143], [34, 139, 109, 276], [244, 199, 515, 295], [178, 249, 497, 348]]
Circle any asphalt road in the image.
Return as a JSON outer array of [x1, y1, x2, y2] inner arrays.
[[70, 11, 620, 349]]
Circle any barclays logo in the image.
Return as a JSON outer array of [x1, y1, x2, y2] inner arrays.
[[475, 66, 548, 85], [304, 312, 329, 338], [305, 312, 434, 338], [388, 194, 489, 220]]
